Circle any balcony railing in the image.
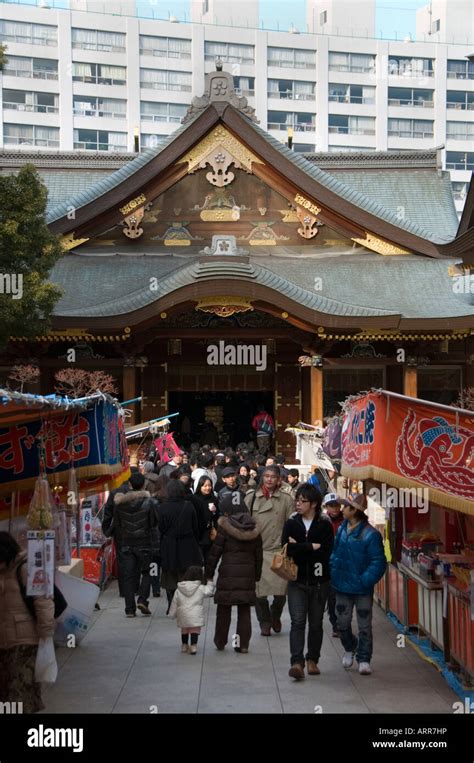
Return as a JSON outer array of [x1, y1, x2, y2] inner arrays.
[[388, 98, 434, 107], [72, 42, 126, 53], [446, 133, 474, 140], [234, 88, 255, 97], [268, 91, 315, 100], [1, 33, 57, 46], [329, 126, 375, 135], [447, 71, 474, 79], [329, 64, 374, 73], [452, 189, 467, 201], [140, 47, 191, 59], [73, 108, 126, 119], [268, 121, 316, 131], [388, 68, 434, 77], [140, 82, 191, 91], [73, 141, 127, 151], [267, 60, 315, 69], [4, 135, 59, 147], [388, 129, 434, 138], [447, 101, 474, 110], [446, 161, 473, 170], [73, 76, 126, 86], [3, 102, 59, 114], [4, 68, 58, 80], [329, 95, 375, 104], [141, 113, 183, 123], [205, 54, 254, 65]]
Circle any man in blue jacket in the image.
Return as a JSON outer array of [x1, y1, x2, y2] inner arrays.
[[329, 493, 386, 675]]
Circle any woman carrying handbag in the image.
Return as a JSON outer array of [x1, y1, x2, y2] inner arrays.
[[281, 485, 334, 681]]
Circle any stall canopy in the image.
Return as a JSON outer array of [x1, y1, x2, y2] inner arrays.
[[341, 390, 474, 516], [0, 389, 130, 509]]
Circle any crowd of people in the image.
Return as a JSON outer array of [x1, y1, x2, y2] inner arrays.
[[99, 440, 387, 681]]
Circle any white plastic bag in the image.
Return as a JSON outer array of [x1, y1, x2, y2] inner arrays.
[[35, 636, 58, 683]]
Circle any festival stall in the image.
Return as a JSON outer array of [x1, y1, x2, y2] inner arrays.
[[0, 388, 130, 642], [341, 390, 474, 684]]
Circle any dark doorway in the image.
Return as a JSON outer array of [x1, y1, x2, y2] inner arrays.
[[168, 391, 274, 450]]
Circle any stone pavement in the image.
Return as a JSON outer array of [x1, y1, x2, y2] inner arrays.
[[42, 581, 458, 714]]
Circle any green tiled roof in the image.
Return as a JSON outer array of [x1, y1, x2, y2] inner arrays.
[[50, 253, 473, 320]]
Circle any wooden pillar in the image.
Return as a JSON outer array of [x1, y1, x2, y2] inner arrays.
[[403, 366, 418, 398], [310, 366, 324, 426], [122, 365, 137, 425]]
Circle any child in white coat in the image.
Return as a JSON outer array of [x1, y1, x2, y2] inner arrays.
[[169, 566, 215, 654]]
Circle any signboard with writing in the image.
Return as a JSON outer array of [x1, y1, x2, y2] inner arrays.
[[341, 391, 474, 515]]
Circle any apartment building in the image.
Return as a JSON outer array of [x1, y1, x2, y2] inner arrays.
[[0, 0, 472, 215]]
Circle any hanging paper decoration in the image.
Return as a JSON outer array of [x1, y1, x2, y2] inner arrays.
[[27, 530, 55, 597], [154, 432, 180, 464], [27, 477, 54, 530]]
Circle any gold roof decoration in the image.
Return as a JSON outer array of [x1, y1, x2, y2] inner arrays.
[[195, 296, 254, 318], [352, 233, 412, 256], [61, 233, 89, 251], [177, 126, 263, 185]]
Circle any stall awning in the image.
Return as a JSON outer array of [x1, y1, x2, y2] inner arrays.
[[341, 390, 474, 516]]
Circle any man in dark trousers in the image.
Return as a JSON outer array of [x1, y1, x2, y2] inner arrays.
[[112, 472, 158, 617], [322, 493, 344, 637], [101, 474, 133, 597]]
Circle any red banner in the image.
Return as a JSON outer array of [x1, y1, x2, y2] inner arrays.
[[341, 391, 474, 515]]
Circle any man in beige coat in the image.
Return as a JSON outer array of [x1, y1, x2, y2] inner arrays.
[[245, 465, 295, 636]]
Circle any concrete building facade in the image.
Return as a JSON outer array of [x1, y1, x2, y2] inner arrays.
[[0, 0, 472, 215]]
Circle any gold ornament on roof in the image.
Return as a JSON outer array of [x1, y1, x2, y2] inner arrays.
[[61, 233, 89, 251], [195, 297, 254, 318], [177, 126, 263, 187], [352, 233, 411, 256]]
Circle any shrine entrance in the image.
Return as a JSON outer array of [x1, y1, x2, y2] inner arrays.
[[168, 390, 274, 450]]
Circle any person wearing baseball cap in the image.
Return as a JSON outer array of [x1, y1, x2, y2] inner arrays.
[[329, 492, 386, 676], [322, 493, 344, 637]]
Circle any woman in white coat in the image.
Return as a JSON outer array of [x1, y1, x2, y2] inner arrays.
[[169, 565, 215, 654]]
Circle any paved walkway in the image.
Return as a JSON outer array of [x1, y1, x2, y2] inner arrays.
[[42, 581, 458, 714]]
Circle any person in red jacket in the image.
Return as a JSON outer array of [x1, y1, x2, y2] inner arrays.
[[322, 493, 344, 637], [251, 405, 275, 452]]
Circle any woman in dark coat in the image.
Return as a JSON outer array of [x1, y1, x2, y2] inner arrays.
[[193, 475, 219, 565], [158, 480, 203, 613], [205, 492, 263, 653]]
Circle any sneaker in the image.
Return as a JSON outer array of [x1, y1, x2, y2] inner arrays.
[[288, 664, 305, 681], [137, 602, 151, 616], [271, 618, 282, 633], [189, 645, 197, 655], [342, 651, 354, 669], [234, 647, 248, 654], [125, 612, 136, 618], [260, 624, 271, 637], [306, 660, 320, 675], [181, 644, 189, 653], [359, 662, 372, 675]]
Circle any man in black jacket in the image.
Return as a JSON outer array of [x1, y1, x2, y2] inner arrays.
[[101, 479, 131, 597], [282, 483, 334, 680], [113, 472, 158, 617]]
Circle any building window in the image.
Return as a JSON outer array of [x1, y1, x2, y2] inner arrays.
[[3, 55, 58, 80], [267, 111, 316, 131], [73, 96, 127, 119], [320, 10, 327, 25], [233, 76, 255, 96], [71, 28, 126, 52], [387, 118, 433, 138], [3, 89, 59, 114], [388, 56, 434, 77], [3, 123, 59, 147], [446, 122, 474, 140], [446, 91, 474, 110], [418, 367, 462, 406], [447, 59, 474, 79], [140, 69, 192, 92], [387, 87, 434, 107], [205, 42, 254, 65], [294, 143, 315, 152], [329, 52, 375, 73], [139, 35, 191, 59], [328, 114, 375, 135], [268, 79, 315, 100], [432, 19, 440, 33], [73, 129, 127, 152], [72, 62, 126, 85], [328, 145, 376, 152], [446, 151, 474, 170], [451, 182, 468, 201], [140, 101, 187, 123], [267, 47, 315, 69], [0, 20, 57, 46], [329, 83, 375, 104]]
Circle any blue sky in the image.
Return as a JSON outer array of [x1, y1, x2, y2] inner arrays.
[[4, 0, 429, 39]]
